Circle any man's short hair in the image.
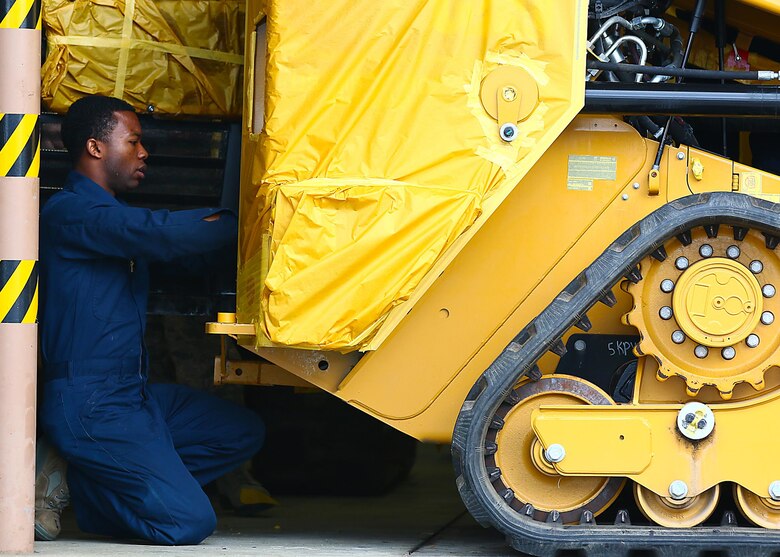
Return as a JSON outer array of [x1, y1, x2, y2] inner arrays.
[[61, 95, 136, 163]]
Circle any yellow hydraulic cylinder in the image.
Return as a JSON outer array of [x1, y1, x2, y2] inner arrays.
[[0, 0, 40, 551]]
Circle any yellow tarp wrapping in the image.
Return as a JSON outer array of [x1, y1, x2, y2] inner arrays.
[[240, 0, 585, 351], [41, 0, 245, 117]]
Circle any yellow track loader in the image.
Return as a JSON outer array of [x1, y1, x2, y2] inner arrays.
[[209, 0, 780, 554]]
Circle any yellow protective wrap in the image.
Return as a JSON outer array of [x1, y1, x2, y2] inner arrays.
[[242, 0, 585, 351], [41, 0, 244, 117]]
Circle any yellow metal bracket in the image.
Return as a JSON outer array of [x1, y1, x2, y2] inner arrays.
[[206, 312, 257, 385], [479, 65, 538, 141], [213, 357, 312, 387], [532, 388, 780, 500], [205, 312, 256, 337]]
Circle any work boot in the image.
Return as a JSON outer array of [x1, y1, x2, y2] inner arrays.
[[216, 463, 278, 516], [34, 437, 70, 541]]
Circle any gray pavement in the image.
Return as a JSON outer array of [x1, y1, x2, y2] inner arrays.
[[33, 445, 519, 556]]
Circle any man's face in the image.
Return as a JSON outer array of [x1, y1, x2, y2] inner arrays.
[[100, 111, 148, 195]]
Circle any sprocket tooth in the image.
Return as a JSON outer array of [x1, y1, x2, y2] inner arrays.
[[651, 245, 667, 261], [656, 369, 669, 382], [486, 466, 501, 482], [733, 226, 748, 241], [522, 503, 535, 517], [685, 384, 701, 397], [505, 389, 521, 405], [599, 290, 618, 307], [575, 314, 592, 332], [704, 224, 719, 238], [484, 442, 498, 456], [718, 388, 733, 400], [549, 339, 566, 357], [765, 234, 780, 250], [753, 378, 766, 391], [676, 230, 692, 246]]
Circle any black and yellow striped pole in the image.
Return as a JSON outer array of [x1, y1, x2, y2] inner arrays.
[[0, 0, 40, 551]]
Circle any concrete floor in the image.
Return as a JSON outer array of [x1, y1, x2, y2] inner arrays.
[[33, 445, 519, 557]]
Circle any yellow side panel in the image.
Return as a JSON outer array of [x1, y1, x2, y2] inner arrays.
[[239, 0, 588, 351]]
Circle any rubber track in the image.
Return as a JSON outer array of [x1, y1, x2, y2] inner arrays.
[[452, 193, 780, 557]]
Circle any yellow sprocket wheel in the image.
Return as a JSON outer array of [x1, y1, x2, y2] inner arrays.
[[625, 226, 780, 398], [490, 375, 625, 524]]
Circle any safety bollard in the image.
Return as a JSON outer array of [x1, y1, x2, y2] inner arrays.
[[0, 0, 40, 552]]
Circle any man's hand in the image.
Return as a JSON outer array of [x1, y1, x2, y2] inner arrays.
[[203, 214, 221, 222]]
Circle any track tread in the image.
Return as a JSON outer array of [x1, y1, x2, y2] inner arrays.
[[452, 193, 780, 557]]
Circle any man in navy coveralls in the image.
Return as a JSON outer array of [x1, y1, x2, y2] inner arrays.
[[37, 95, 264, 544]]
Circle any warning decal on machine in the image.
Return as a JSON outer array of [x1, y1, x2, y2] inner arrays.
[[567, 155, 617, 190]]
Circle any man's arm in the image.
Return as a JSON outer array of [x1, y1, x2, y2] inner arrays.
[[45, 200, 238, 262]]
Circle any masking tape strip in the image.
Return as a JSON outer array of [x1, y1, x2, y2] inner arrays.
[[0, 0, 39, 29], [0, 259, 38, 323], [0, 113, 39, 178], [112, 0, 136, 98], [51, 35, 244, 66]]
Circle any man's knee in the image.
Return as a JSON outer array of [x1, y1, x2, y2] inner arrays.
[[149, 502, 217, 546]]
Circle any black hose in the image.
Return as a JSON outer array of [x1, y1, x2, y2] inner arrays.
[[652, 0, 707, 170], [587, 60, 768, 81]]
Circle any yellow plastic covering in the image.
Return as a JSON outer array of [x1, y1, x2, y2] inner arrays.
[[41, 0, 244, 117], [239, 0, 586, 351]]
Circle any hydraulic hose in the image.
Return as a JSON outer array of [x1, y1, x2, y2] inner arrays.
[[587, 61, 778, 81]]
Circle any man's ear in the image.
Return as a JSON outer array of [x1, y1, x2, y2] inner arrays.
[[85, 138, 103, 159]]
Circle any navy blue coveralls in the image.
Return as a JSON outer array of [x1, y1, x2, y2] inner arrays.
[[39, 171, 264, 545]]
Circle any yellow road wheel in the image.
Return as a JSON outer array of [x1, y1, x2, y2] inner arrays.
[[634, 483, 720, 528], [625, 226, 780, 398], [490, 375, 624, 524], [735, 484, 780, 528]]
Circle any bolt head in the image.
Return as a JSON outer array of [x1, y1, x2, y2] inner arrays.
[[672, 330, 686, 344], [727, 245, 741, 259], [722, 346, 736, 360], [746, 334, 760, 348], [502, 86, 517, 101], [694, 345, 709, 359], [544, 443, 566, 463], [678, 402, 715, 440], [661, 279, 675, 293], [699, 244, 713, 258], [770, 481, 780, 501], [499, 123, 518, 142], [675, 257, 689, 270], [762, 311, 775, 326], [763, 284, 776, 298], [669, 480, 689, 500], [659, 306, 673, 320], [574, 339, 587, 352], [677, 152, 685, 160], [621, 193, 629, 201], [633, 182, 640, 190], [750, 260, 764, 274]]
